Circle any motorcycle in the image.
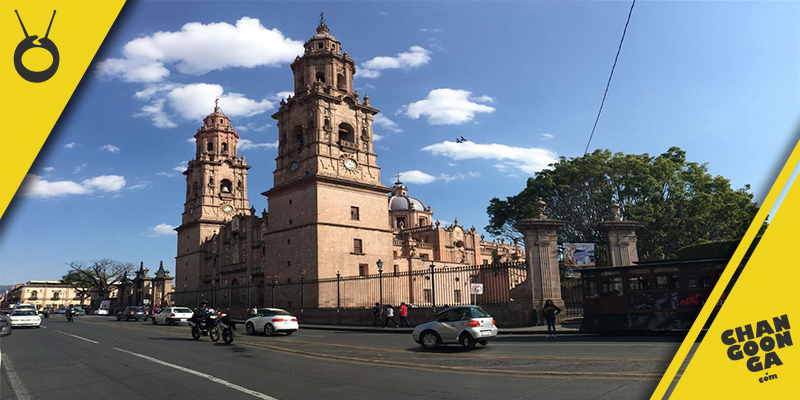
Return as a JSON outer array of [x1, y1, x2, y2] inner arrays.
[[189, 308, 218, 340], [66, 309, 75, 322], [212, 309, 235, 344]]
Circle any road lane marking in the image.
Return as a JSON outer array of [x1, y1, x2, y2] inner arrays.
[[1, 353, 32, 400], [112, 347, 279, 399], [55, 330, 99, 344]]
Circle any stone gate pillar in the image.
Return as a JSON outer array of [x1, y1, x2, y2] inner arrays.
[[598, 203, 644, 267], [514, 198, 567, 323]]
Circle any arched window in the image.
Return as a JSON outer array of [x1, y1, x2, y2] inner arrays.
[[337, 73, 346, 90], [315, 71, 326, 83], [209, 177, 214, 186], [338, 123, 354, 144], [220, 179, 233, 194], [221, 142, 229, 154], [207, 141, 213, 152], [293, 126, 304, 145], [298, 76, 305, 88], [193, 182, 199, 197], [29, 290, 38, 300]]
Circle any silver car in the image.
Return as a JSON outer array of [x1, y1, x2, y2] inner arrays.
[[412, 306, 498, 350]]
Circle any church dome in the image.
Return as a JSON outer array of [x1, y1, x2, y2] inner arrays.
[[388, 181, 427, 211]]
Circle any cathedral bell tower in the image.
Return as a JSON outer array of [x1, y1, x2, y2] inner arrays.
[[176, 101, 251, 290], [263, 19, 392, 284]]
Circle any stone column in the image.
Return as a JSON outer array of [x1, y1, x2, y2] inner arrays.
[[514, 198, 567, 323], [597, 203, 644, 267]]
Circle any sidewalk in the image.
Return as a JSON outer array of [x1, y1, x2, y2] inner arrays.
[[232, 318, 584, 335]]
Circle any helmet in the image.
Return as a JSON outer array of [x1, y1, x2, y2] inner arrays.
[[199, 300, 209, 307]]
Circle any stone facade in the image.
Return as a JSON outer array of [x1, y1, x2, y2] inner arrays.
[[174, 21, 524, 307]]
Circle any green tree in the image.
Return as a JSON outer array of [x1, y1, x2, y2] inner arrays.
[[61, 259, 135, 306], [486, 147, 759, 262]]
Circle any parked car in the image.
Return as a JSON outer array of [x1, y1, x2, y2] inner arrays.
[[0, 308, 12, 316], [8, 309, 41, 328], [116, 306, 147, 321], [412, 306, 497, 350], [0, 315, 12, 337], [151, 307, 194, 325], [54, 307, 67, 315], [95, 308, 110, 315], [245, 308, 299, 336], [74, 307, 85, 316]]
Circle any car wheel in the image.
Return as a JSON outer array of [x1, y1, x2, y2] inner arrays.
[[420, 331, 441, 350], [152, 317, 157, 325], [264, 324, 275, 336], [165, 318, 172, 325], [246, 322, 255, 335], [460, 333, 476, 350], [479, 340, 489, 347], [285, 330, 294, 336], [191, 327, 201, 340]]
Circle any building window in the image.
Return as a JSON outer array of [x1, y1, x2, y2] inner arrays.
[[221, 142, 229, 153], [315, 71, 325, 82], [423, 289, 432, 304], [293, 126, 304, 145], [396, 217, 406, 229], [52, 292, 60, 301], [350, 206, 360, 220], [207, 141, 213, 151], [29, 290, 38, 300], [393, 265, 399, 276], [359, 264, 368, 277], [337, 73, 346, 90], [220, 179, 232, 194], [419, 217, 426, 226], [317, 43, 323, 49], [420, 254, 429, 261], [483, 259, 489, 265], [353, 239, 363, 254], [454, 290, 462, 303], [338, 123, 354, 144]]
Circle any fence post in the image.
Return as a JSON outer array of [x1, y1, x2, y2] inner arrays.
[[300, 270, 306, 315], [336, 271, 341, 325], [429, 263, 436, 311]]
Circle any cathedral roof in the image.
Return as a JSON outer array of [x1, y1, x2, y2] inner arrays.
[[389, 181, 427, 211]]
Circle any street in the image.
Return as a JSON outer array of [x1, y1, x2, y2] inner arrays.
[[0, 316, 684, 399]]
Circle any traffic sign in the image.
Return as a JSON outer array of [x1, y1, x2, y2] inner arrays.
[[470, 283, 484, 295]]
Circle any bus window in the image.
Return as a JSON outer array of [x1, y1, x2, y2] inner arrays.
[[585, 278, 600, 298], [601, 276, 623, 297], [656, 274, 680, 289], [628, 276, 650, 291]]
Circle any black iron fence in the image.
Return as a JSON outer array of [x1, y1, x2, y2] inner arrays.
[[171, 262, 530, 312]]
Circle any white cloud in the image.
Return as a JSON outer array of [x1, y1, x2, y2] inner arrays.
[[239, 139, 278, 150], [96, 17, 303, 83], [439, 172, 481, 182], [359, 46, 431, 78], [173, 161, 189, 173], [399, 170, 437, 185], [135, 83, 275, 128], [237, 123, 272, 133], [422, 141, 558, 175], [102, 144, 120, 153], [64, 142, 77, 149], [128, 181, 151, 190], [419, 28, 443, 33], [73, 164, 87, 174], [42, 167, 55, 172], [402, 89, 496, 125], [373, 133, 384, 142], [541, 133, 554, 140], [152, 223, 177, 236], [373, 114, 401, 133], [20, 174, 127, 198], [273, 91, 294, 102]]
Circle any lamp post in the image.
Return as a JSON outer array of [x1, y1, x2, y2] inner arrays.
[[300, 269, 306, 314], [429, 263, 436, 311], [376, 259, 384, 307], [271, 275, 279, 307]]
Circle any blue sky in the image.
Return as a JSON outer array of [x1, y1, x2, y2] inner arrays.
[[1, 1, 798, 285]]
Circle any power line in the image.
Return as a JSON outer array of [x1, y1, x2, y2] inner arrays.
[[584, 0, 637, 155]]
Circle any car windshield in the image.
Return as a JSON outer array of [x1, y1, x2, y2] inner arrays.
[[127, 307, 143, 311], [12, 310, 37, 316], [173, 308, 193, 313]]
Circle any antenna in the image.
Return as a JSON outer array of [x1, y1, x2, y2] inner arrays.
[[45, 10, 56, 39], [14, 10, 29, 38]]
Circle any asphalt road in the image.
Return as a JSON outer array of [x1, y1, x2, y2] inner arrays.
[[0, 316, 685, 399]]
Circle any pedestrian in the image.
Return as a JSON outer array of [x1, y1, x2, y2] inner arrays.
[[372, 302, 383, 327], [399, 302, 410, 327], [542, 299, 562, 337], [250, 305, 258, 318], [384, 305, 398, 328]]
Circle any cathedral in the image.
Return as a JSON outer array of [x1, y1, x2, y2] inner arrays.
[[175, 20, 523, 305]]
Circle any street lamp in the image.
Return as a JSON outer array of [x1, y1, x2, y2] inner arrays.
[[300, 269, 306, 314], [376, 259, 384, 307], [271, 275, 279, 307]]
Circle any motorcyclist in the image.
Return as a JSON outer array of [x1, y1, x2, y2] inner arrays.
[[192, 300, 211, 331], [67, 304, 75, 321]]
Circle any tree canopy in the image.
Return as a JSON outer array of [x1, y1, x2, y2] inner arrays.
[[486, 147, 759, 262], [61, 259, 135, 302]]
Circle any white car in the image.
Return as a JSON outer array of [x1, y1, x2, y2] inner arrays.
[[245, 308, 298, 336], [9, 309, 41, 328], [151, 307, 194, 325], [96, 308, 109, 315]]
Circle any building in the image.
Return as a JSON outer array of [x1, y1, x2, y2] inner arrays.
[[1, 281, 92, 309], [174, 20, 524, 307]]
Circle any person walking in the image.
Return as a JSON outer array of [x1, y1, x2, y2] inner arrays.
[[542, 299, 562, 337], [249, 305, 259, 318], [372, 302, 383, 327], [399, 302, 410, 327], [384, 305, 398, 328]]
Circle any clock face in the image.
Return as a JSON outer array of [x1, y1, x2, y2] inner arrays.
[[290, 161, 299, 172], [344, 158, 358, 171], [223, 205, 233, 213]]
